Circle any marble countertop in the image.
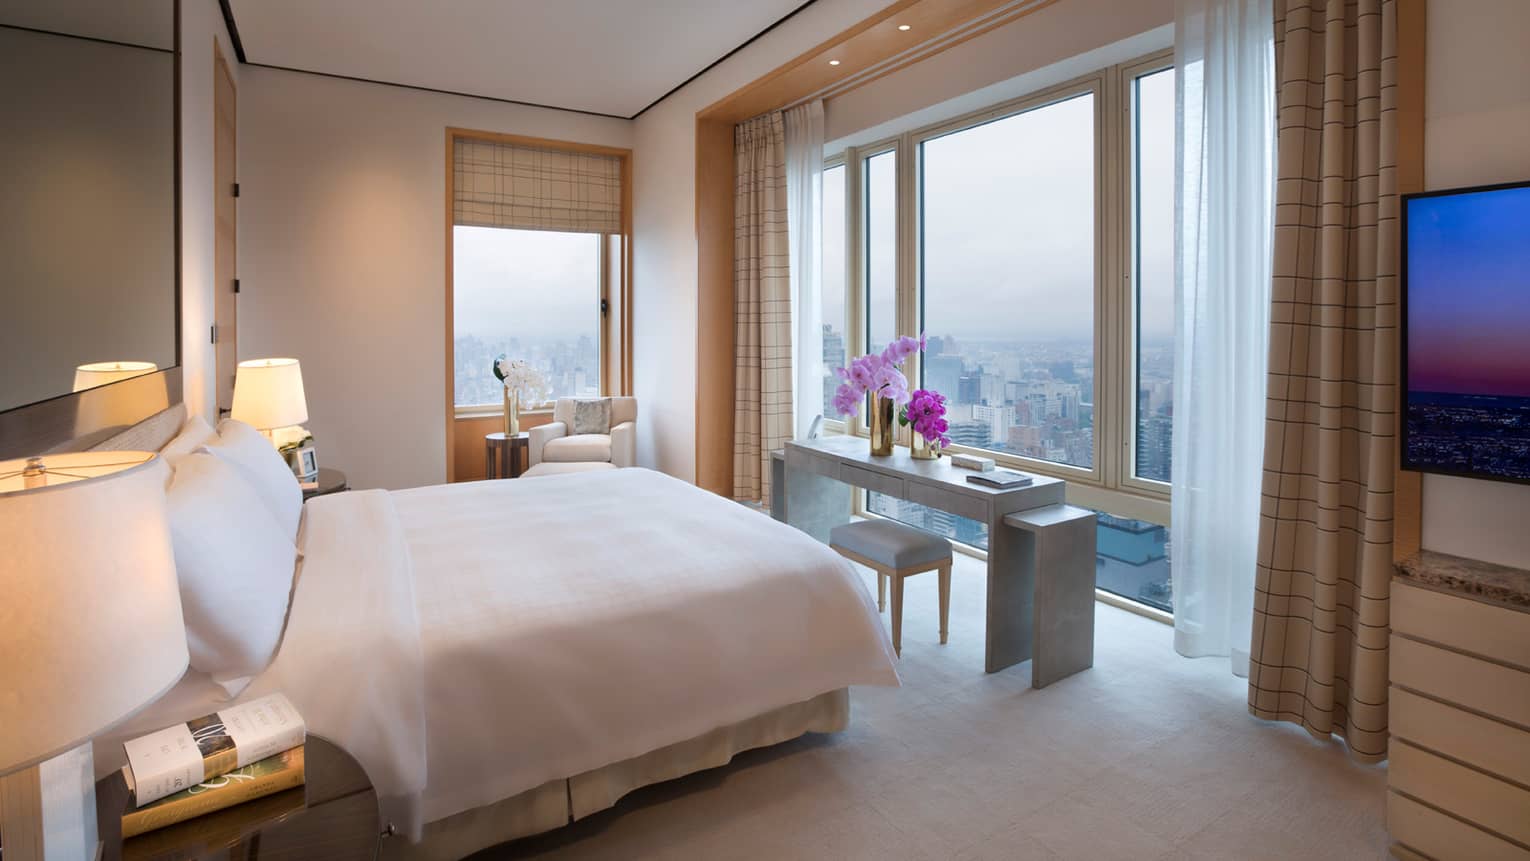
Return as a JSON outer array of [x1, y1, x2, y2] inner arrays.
[[1396, 550, 1530, 610]]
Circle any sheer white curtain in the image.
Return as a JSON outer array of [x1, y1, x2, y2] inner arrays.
[[783, 101, 824, 440], [1171, 0, 1274, 676]]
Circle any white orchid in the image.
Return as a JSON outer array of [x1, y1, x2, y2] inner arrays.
[[492, 354, 547, 402]]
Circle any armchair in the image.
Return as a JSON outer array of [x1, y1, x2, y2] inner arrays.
[[527, 397, 637, 470]]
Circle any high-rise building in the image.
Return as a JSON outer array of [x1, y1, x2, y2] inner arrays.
[[948, 418, 991, 449], [925, 354, 963, 398], [958, 374, 981, 405], [821, 325, 847, 416]]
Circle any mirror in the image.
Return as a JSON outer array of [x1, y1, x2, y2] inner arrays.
[[0, 0, 178, 412]]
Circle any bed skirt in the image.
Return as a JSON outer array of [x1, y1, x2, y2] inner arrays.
[[380, 688, 849, 861]]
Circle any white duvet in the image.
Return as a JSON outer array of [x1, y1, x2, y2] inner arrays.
[[267, 468, 898, 837]]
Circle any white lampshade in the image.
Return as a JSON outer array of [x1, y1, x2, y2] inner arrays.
[[231, 358, 309, 430], [0, 451, 189, 776], [72, 361, 158, 393]]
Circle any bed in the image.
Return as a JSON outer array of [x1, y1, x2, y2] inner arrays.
[[90, 406, 899, 860]]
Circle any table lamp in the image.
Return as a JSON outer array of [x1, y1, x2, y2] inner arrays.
[[0, 451, 188, 860], [230, 357, 315, 480], [72, 361, 159, 393]]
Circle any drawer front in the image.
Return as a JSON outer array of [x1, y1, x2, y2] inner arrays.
[[906, 481, 988, 522], [1391, 635, 1530, 728], [786, 449, 838, 479], [1393, 581, 1530, 670], [1388, 791, 1530, 861], [1391, 741, 1530, 845], [1390, 687, 1530, 787], [839, 463, 904, 498]]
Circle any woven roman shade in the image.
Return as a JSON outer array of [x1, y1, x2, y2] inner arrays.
[[453, 137, 622, 234]]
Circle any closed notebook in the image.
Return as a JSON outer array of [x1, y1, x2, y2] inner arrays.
[[965, 470, 1033, 488], [121, 746, 306, 839]]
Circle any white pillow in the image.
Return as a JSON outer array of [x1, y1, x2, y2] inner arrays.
[[205, 419, 303, 540], [166, 451, 297, 680], [159, 414, 217, 469]]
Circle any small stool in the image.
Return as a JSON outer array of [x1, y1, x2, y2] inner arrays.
[[830, 519, 952, 657]]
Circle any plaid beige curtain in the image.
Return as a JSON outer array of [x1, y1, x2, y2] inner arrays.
[[732, 112, 793, 504], [1248, 0, 1398, 762], [453, 137, 622, 234]]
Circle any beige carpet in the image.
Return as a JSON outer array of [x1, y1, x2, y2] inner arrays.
[[476, 553, 1389, 860]]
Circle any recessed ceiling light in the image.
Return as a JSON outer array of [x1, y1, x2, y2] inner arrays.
[[897, 24, 911, 30], [829, 59, 841, 66]]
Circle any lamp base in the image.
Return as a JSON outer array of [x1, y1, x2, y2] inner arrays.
[[0, 742, 100, 861]]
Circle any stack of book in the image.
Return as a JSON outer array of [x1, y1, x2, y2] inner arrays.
[[119, 693, 307, 838]]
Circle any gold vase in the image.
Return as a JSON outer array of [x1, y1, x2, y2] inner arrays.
[[503, 386, 519, 436], [868, 395, 895, 456], [910, 432, 941, 460]]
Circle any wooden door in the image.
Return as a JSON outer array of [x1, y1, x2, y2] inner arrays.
[[214, 42, 238, 413]]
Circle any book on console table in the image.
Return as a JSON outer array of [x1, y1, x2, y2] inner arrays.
[[965, 469, 1033, 489], [122, 693, 305, 807], [120, 746, 306, 838]]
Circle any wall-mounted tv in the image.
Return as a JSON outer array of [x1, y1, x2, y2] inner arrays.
[[1402, 180, 1530, 484]]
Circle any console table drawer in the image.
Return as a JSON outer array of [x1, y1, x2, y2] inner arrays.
[[839, 464, 904, 498], [1393, 581, 1530, 669], [1391, 635, 1530, 727], [906, 481, 987, 522]]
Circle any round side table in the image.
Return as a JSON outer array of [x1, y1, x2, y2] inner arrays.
[[303, 467, 349, 499], [485, 431, 529, 478]]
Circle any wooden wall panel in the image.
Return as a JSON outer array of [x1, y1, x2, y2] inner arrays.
[[1394, 0, 1425, 561], [695, 116, 737, 496]]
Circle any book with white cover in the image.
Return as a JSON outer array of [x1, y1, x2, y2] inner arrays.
[[122, 693, 305, 807], [950, 453, 995, 471]]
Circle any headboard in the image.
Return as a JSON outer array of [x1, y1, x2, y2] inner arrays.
[[89, 403, 186, 452]]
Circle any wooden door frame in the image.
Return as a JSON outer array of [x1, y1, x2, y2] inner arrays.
[[213, 39, 238, 414]]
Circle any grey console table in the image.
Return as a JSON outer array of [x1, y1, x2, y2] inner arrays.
[[775, 436, 1097, 686]]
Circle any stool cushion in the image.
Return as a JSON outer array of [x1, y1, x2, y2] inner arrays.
[[523, 461, 618, 478], [830, 519, 951, 570]]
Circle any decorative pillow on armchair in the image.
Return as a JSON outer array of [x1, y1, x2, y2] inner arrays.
[[572, 398, 612, 435]]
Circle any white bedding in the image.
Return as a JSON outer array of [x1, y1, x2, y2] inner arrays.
[[100, 468, 899, 839]]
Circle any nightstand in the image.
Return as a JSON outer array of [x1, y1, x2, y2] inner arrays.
[[303, 467, 348, 500], [95, 734, 381, 861], [485, 431, 529, 478]]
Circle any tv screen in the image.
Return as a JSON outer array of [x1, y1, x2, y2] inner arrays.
[[1403, 181, 1530, 483]]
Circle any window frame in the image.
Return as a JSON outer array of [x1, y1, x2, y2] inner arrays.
[[821, 155, 850, 436], [825, 52, 1175, 553], [443, 127, 633, 483], [445, 128, 632, 420]]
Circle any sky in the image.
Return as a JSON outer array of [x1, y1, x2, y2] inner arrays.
[[821, 68, 1176, 350], [1407, 185, 1530, 397], [454, 225, 599, 343]]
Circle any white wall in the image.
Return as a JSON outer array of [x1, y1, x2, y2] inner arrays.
[[237, 68, 630, 490], [180, 0, 240, 421], [631, 0, 1173, 481], [631, 0, 892, 481], [1418, 0, 1530, 568]]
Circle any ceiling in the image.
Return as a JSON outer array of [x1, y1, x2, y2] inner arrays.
[[226, 0, 813, 118]]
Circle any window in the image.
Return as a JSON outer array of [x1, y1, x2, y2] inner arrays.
[[1131, 67, 1176, 484], [822, 163, 848, 420], [920, 92, 1096, 468], [832, 52, 1176, 618], [447, 131, 628, 416], [453, 227, 602, 407], [864, 149, 898, 354]]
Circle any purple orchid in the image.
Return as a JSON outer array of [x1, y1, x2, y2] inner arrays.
[[828, 333, 926, 418], [900, 388, 952, 448]]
